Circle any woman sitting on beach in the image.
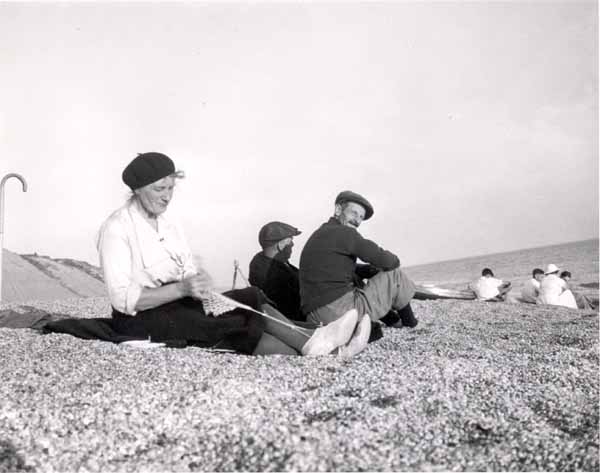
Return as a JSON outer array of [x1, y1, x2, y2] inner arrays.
[[96, 152, 370, 357], [559, 271, 595, 310], [536, 264, 577, 309]]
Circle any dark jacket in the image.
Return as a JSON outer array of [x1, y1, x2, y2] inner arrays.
[[249, 252, 304, 321], [299, 218, 400, 314]]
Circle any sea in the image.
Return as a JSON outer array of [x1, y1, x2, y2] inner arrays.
[[403, 238, 599, 295]]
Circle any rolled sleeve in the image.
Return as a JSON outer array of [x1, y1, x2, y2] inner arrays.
[[98, 222, 142, 315]]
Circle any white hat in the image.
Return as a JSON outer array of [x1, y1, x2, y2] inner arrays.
[[545, 263, 560, 274]]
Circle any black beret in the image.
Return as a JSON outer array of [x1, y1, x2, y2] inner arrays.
[[335, 190, 374, 220], [122, 152, 175, 190], [259, 221, 301, 248]]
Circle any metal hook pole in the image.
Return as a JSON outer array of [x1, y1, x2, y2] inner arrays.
[[0, 173, 28, 302]]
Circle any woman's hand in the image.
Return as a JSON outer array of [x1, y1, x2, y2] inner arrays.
[[182, 269, 214, 299]]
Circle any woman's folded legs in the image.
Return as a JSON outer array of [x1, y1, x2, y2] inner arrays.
[[253, 332, 299, 355], [257, 303, 359, 356]]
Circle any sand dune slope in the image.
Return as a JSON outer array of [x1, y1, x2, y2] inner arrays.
[[1, 249, 105, 302]]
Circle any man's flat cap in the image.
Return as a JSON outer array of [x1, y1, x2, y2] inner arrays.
[[259, 221, 301, 248], [122, 152, 175, 190], [335, 190, 374, 220]]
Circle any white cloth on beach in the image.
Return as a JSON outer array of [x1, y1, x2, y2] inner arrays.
[[521, 278, 541, 303], [537, 274, 577, 309], [96, 199, 197, 315], [469, 276, 505, 300]]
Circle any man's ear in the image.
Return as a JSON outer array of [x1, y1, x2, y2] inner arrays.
[[334, 204, 343, 217]]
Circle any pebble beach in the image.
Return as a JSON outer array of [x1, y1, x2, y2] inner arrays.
[[1, 295, 598, 472]]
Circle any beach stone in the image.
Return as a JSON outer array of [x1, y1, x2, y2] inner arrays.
[[0, 297, 598, 471]]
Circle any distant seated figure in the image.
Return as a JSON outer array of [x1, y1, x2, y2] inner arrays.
[[469, 268, 512, 301], [560, 270, 595, 310], [559, 270, 571, 281], [249, 221, 304, 321], [521, 268, 544, 303], [537, 264, 577, 309]]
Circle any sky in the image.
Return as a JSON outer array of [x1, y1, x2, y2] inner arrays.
[[0, 1, 598, 288]]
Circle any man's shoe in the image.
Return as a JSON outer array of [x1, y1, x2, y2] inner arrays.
[[380, 309, 401, 327], [394, 304, 418, 328], [368, 321, 383, 343], [337, 314, 372, 359], [301, 309, 358, 356]]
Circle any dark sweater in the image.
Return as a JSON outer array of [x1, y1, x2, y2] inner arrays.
[[299, 218, 400, 314], [248, 252, 304, 321]]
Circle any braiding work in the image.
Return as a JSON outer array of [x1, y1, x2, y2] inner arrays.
[[201, 291, 310, 337], [201, 291, 250, 317]]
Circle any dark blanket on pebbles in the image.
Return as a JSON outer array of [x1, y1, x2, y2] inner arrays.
[[1, 288, 267, 353], [0, 308, 70, 331], [0, 308, 143, 343]]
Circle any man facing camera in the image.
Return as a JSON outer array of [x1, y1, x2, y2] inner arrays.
[[299, 190, 418, 328]]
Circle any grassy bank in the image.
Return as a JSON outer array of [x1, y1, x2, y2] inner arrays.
[[0, 297, 598, 471]]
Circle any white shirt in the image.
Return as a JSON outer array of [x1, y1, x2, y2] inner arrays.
[[521, 278, 541, 303], [537, 274, 569, 306], [96, 199, 197, 315], [470, 276, 504, 300]]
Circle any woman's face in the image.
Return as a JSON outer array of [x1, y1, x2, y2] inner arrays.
[[135, 176, 176, 217]]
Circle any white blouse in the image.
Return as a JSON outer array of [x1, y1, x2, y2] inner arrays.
[[96, 198, 197, 315], [537, 274, 577, 308], [537, 274, 566, 305]]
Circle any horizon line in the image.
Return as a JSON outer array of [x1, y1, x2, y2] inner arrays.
[[405, 236, 599, 269], [3, 235, 598, 270]]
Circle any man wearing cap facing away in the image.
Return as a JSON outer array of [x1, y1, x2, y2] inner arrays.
[[249, 222, 304, 321], [299, 191, 419, 329]]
